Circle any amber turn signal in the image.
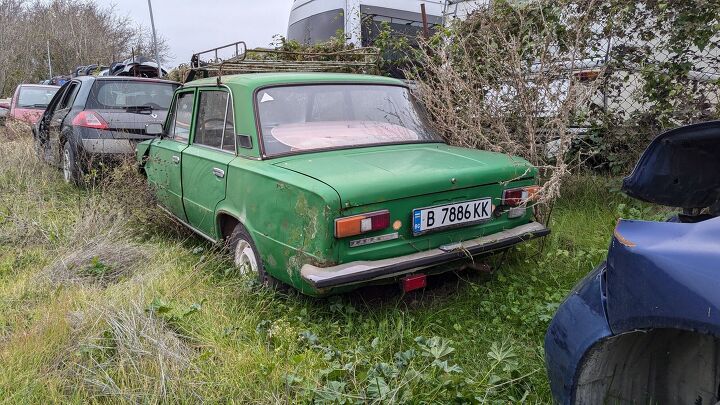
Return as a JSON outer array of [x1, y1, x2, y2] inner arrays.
[[335, 210, 390, 238]]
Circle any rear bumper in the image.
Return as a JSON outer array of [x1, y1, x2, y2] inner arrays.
[[81, 138, 135, 154], [301, 221, 550, 289]]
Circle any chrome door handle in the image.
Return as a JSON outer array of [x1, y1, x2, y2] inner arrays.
[[172, 155, 180, 164], [212, 168, 225, 178]]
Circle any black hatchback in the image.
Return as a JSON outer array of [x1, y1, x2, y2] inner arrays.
[[33, 76, 179, 184]]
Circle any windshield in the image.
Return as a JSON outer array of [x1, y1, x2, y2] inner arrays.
[[87, 80, 178, 110], [17, 86, 59, 108], [256, 84, 441, 156]]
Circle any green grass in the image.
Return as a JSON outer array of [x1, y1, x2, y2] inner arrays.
[[0, 134, 665, 403]]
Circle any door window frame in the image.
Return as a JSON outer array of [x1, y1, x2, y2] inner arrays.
[[164, 88, 197, 145], [56, 81, 80, 111], [191, 87, 236, 155]]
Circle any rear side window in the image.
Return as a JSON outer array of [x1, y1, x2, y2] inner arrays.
[[194, 90, 235, 152], [167, 92, 195, 142], [87, 80, 177, 110]]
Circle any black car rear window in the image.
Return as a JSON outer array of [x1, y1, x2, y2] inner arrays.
[[87, 80, 178, 110]]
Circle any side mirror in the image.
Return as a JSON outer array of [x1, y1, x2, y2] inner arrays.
[[0, 101, 9, 109], [145, 123, 164, 137], [237, 134, 252, 149]]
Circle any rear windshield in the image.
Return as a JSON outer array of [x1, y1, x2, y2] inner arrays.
[[17, 86, 59, 109], [256, 84, 441, 157], [87, 80, 178, 110]]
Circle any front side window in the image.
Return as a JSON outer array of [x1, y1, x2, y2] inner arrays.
[[17, 86, 59, 109], [256, 84, 441, 157], [168, 92, 195, 142], [57, 82, 79, 110], [194, 90, 235, 152]]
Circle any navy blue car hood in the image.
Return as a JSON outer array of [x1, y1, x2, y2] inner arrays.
[[622, 120, 720, 209]]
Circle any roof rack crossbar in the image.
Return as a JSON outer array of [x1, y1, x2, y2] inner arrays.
[[185, 43, 380, 83]]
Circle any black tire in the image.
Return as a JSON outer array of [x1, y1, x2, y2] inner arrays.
[[62, 141, 81, 185], [226, 223, 286, 291]]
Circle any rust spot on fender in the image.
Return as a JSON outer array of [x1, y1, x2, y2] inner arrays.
[[614, 224, 636, 248]]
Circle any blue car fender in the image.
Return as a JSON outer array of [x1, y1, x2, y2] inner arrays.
[[544, 263, 612, 403]]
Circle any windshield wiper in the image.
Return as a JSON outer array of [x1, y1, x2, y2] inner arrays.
[[32, 104, 49, 108], [124, 105, 153, 113]]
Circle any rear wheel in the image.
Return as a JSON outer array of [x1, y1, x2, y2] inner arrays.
[[227, 224, 286, 291], [62, 142, 81, 185]]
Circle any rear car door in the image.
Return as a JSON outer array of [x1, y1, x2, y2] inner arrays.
[[144, 89, 196, 221], [181, 88, 236, 237]]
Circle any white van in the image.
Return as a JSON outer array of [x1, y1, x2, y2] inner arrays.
[[287, 0, 446, 47]]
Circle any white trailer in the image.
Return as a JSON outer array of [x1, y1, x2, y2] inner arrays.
[[288, 0, 446, 47]]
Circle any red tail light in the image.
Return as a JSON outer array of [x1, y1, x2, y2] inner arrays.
[[335, 210, 390, 238], [72, 111, 109, 130], [502, 186, 541, 207], [503, 186, 541, 219]]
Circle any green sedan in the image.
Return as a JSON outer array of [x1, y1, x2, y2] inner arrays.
[[137, 72, 549, 296]]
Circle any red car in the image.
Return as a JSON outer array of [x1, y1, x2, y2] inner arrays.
[[9, 84, 60, 124]]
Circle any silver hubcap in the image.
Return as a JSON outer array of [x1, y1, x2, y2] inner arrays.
[[234, 239, 258, 275], [62, 148, 71, 182]]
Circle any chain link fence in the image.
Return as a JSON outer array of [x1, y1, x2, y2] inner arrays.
[[566, 2, 720, 172]]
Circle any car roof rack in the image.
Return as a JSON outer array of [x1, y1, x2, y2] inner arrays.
[[184, 40, 381, 83]]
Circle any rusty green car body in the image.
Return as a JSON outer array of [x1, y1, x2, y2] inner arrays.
[[137, 73, 549, 296]]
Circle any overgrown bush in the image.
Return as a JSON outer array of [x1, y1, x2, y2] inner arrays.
[[408, 0, 607, 221]]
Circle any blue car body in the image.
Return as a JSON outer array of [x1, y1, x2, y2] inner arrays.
[[545, 121, 720, 404]]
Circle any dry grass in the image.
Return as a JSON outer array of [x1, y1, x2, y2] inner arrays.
[[42, 222, 150, 287], [0, 128, 66, 246], [61, 300, 198, 402]]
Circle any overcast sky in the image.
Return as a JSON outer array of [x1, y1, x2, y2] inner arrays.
[[98, 0, 292, 68]]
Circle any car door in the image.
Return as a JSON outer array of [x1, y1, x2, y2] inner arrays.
[[47, 81, 81, 166], [144, 89, 196, 221], [181, 88, 236, 237], [35, 82, 70, 163]]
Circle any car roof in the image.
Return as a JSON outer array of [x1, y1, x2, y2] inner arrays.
[[74, 76, 179, 85], [182, 72, 404, 90], [18, 84, 60, 89]]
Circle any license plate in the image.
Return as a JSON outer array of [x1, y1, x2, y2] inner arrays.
[[413, 198, 492, 235]]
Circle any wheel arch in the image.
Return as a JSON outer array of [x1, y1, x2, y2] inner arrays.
[[216, 211, 241, 242], [574, 327, 720, 404]]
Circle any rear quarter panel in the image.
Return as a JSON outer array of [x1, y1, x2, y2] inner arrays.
[[216, 159, 341, 293]]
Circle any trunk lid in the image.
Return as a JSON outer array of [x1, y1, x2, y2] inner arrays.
[[273, 143, 535, 207], [95, 109, 169, 137]]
